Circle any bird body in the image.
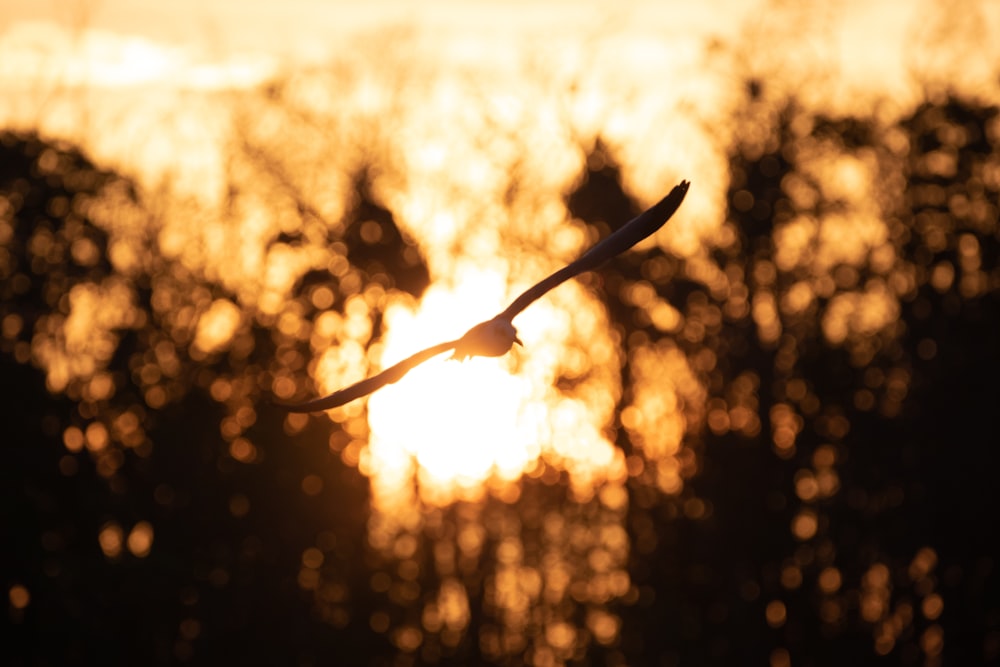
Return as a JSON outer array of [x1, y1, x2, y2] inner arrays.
[[451, 318, 522, 361], [276, 180, 689, 412]]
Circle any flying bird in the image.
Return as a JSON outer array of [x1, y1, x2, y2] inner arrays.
[[276, 180, 689, 412]]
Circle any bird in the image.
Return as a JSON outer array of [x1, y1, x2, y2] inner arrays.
[[275, 180, 689, 412]]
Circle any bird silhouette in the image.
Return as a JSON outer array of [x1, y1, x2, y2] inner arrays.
[[276, 180, 689, 412]]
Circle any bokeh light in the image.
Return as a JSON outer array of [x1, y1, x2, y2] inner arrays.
[[2, 1, 1000, 665]]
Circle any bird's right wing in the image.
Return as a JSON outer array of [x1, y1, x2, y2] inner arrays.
[[274, 339, 459, 412], [497, 180, 689, 321]]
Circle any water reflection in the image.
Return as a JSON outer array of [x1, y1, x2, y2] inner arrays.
[[2, 15, 1000, 665]]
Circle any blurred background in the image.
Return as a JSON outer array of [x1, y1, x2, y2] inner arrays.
[[2, 1, 999, 665]]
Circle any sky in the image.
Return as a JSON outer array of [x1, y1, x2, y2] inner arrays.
[[5, 0, 986, 196], [0, 1, 750, 52], [0, 0, 959, 90]]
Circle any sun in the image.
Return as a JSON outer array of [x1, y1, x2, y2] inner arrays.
[[352, 253, 633, 512], [364, 269, 542, 506]]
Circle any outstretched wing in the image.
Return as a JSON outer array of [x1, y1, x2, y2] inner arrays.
[[497, 180, 690, 321], [276, 180, 689, 412], [274, 340, 459, 412]]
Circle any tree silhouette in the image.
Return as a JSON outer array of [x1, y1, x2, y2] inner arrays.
[[2, 81, 999, 666]]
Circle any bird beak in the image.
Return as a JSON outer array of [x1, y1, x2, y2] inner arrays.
[[514, 335, 523, 346]]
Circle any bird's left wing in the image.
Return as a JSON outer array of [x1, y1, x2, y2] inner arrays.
[[496, 180, 689, 321], [274, 339, 459, 412]]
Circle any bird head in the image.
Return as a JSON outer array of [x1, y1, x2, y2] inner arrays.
[[451, 317, 521, 361]]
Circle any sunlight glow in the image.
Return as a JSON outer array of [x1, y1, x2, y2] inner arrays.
[[365, 272, 539, 506], [357, 246, 632, 509], [623, 341, 705, 495], [7, 3, 997, 663], [192, 299, 241, 355], [32, 279, 138, 395], [0, 22, 273, 89]]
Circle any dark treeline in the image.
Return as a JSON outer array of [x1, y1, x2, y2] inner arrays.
[[2, 87, 998, 666]]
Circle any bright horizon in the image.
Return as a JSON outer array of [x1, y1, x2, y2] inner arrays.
[[5, 0, 995, 203], [2, 1, 989, 95]]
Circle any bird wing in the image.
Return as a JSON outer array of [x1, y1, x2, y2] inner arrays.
[[496, 180, 689, 321], [276, 180, 689, 412], [274, 339, 459, 412]]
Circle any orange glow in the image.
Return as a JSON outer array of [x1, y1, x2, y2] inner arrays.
[[770, 403, 802, 458], [8, 584, 30, 610], [62, 426, 85, 452], [228, 437, 257, 463], [85, 422, 109, 452], [192, 298, 241, 355], [359, 260, 629, 509], [126, 521, 154, 557], [301, 474, 324, 495], [821, 281, 899, 346], [623, 341, 705, 496], [791, 509, 818, 540], [861, 563, 891, 623], [770, 648, 791, 667], [32, 279, 138, 394], [587, 609, 620, 645], [921, 624, 944, 656], [98, 522, 124, 558], [781, 564, 803, 590], [766, 600, 787, 628], [908, 547, 938, 581], [5, 4, 999, 664], [794, 470, 819, 502], [818, 567, 842, 594]]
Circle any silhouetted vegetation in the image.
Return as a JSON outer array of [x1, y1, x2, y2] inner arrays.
[[3, 81, 999, 667]]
